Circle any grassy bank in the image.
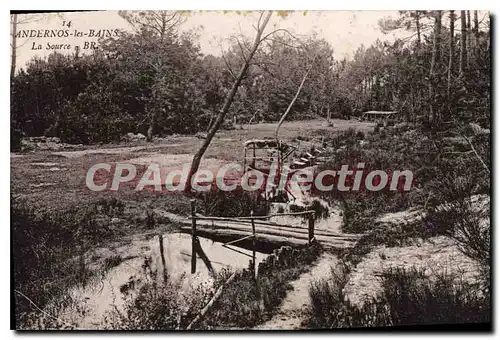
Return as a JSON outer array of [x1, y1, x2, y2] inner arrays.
[[303, 122, 491, 329], [107, 243, 323, 330], [317, 123, 489, 234], [12, 195, 182, 329], [306, 265, 490, 328], [196, 243, 322, 329]]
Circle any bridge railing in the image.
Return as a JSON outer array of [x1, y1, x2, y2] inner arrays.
[[189, 199, 316, 277]]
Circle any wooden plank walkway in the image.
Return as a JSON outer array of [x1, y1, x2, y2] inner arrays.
[[155, 209, 360, 249]]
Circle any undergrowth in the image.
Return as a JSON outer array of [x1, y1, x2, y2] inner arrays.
[[102, 244, 323, 330], [196, 243, 323, 329], [12, 195, 165, 329], [306, 265, 490, 328]]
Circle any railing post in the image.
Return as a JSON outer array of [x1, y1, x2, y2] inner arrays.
[[251, 210, 256, 279], [308, 212, 315, 245], [159, 234, 166, 280], [191, 199, 197, 274]]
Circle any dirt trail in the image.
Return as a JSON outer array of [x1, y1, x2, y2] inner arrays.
[[254, 252, 339, 330]]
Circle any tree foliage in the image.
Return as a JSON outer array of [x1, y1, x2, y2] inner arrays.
[[10, 11, 491, 149]]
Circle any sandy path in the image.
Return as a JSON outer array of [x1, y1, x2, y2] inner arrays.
[[254, 252, 339, 330]]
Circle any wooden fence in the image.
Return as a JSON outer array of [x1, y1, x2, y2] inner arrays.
[[189, 199, 316, 278]]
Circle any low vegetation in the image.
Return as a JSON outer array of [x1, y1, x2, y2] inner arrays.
[[289, 199, 330, 220], [320, 123, 489, 232], [309, 111, 491, 330], [199, 188, 269, 217], [12, 195, 182, 329], [98, 244, 322, 330], [106, 268, 234, 330], [306, 265, 490, 328], [195, 243, 322, 329], [12, 197, 102, 328], [316, 120, 490, 260]]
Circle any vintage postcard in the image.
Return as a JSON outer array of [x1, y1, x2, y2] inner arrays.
[[10, 10, 491, 331]]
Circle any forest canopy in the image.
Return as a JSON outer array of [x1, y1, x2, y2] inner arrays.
[[10, 10, 491, 147]]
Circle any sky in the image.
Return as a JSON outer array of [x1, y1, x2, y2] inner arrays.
[[11, 10, 406, 71]]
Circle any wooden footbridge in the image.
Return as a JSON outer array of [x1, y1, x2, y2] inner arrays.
[[181, 209, 360, 250], [174, 200, 360, 330], [166, 200, 360, 275]]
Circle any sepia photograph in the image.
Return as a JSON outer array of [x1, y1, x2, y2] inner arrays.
[[9, 8, 491, 331]]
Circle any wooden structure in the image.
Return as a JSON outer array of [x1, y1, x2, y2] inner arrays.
[[180, 209, 359, 253], [191, 200, 315, 277], [183, 200, 360, 330], [243, 139, 296, 174], [186, 200, 361, 273], [242, 139, 329, 200], [361, 110, 397, 125]]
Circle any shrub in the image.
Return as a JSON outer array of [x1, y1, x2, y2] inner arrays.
[[110, 277, 209, 330], [306, 266, 490, 328], [308, 264, 349, 324], [356, 131, 365, 140], [200, 187, 268, 217], [379, 267, 490, 325], [307, 263, 390, 328], [339, 194, 410, 234], [289, 199, 329, 220], [12, 196, 127, 329], [116, 280, 183, 330], [107, 266, 237, 330], [424, 198, 490, 269], [197, 244, 322, 329]]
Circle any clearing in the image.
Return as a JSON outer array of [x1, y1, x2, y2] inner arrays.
[[11, 119, 374, 211]]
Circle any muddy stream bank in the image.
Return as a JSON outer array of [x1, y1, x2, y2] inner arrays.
[[59, 233, 269, 329]]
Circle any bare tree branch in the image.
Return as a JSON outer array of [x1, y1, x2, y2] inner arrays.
[[220, 52, 237, 80], [14, 289, 80, 329], [235, 37, 249, 63], [260, 28, 302, 44], [275, 63, 314, 139], [463, 135, 490, 174]]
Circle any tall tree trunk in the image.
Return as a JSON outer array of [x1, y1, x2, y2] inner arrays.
[[10, 14, 17, 79], [415, 11, 421, 49], [428, 11, 442, 122], [410, 85, 415, 122], [436, 11, 442, 60], [460, 10, 467, 77], [467, 11, 471, 67], [186, 11, 272, 191], [447, 11, 455, 98], [473, 11, 479, 59], [160, 12, 167, 42]]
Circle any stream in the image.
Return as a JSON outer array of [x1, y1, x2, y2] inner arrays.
[[56, 191, 344, 329], [59, 233, 268, 329]]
